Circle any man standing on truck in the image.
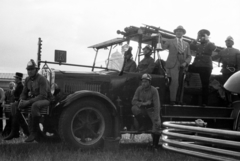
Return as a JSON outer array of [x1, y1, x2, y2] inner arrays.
[[160, 26, 192, 105], [137, 45, 155, 74], [213, 36, 240, 83], [5, 60, 51, 142], [132, 73, 161, 149], [212, 36, 240, 103], [188, 29, 216, 106]]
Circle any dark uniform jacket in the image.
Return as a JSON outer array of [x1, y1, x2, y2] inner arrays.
[[5, 90, 15, 104], [20, 73, 51, 104], [123, 59, 137, 72], [190, 41, 216, 68], [137, 57, 155, 74], [132, 85, 160, 115], [213, 47, 240, 71], [14, 82, 23, 101]]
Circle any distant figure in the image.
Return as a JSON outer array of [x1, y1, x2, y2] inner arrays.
[[4, 72, 29, 140], [4, 82, 15, 104], [13, 72, 24, 101], [132, 74, 161, 149], [123, 47, 137, 72], [2, 82, 15, 137], [188, 29, 216, 106], [0, 87, 5, 133], [137, 45, 155, 74], [160, 26, 192, 105]]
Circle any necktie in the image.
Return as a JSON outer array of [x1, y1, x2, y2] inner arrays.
[[178, 39, 184, 53]]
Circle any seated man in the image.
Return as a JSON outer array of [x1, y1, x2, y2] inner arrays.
[[5, 59, 52, 142], [123, 47, 137, 72], [137, 45, 155, 74], [3, 82, 15, 137], [4, 73, 29, 139], [132, 73, 161, 148]]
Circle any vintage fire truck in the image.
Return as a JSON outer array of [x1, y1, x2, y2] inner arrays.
[[6, 25, 240, 160]]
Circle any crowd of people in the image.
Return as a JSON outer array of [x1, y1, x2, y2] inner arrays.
[[123, 25, 240, 106], [0, 59, 51, 143]]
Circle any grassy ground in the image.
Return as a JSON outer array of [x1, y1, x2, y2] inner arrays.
[[0, 134, 209, 161]]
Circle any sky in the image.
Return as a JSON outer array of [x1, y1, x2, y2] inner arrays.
[[0, 0, 240, 74]]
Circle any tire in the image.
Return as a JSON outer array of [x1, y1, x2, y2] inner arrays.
[[58, 99, 112, 149]]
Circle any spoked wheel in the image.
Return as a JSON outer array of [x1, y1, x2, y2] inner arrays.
[[59, 99, 112, 149]]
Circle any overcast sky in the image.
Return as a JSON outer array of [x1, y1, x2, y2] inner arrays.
[[0, 0, 240, 74]]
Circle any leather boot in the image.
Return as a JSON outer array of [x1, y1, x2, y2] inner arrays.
[[25, 116, 40, 142], [152, 134, 161, 148], [4, 112, 20, 140]]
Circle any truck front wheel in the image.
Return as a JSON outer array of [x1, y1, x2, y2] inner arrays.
[[58, 99, 112, 149]]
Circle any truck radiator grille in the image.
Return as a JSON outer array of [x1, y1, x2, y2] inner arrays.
[[64, 83, 101, 93]]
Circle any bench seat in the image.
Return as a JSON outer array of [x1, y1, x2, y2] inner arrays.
[[3, 104, 49, 115]]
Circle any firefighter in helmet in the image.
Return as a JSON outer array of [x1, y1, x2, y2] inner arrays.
[[4, 59, 52, 142], [132, 73, 161, 148]]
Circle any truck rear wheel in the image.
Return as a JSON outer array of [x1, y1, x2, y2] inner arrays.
[[58, 99, 112, 149]]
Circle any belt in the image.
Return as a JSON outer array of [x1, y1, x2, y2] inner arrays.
[[196, 54, 211, 57], [226, 66, 236, 72], [178, 52, 184, 55]]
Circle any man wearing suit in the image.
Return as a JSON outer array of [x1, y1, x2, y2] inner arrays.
[[161, 26, 192, 104]]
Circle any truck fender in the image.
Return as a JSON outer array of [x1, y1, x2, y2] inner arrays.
[[231, 100, 240, 130], [58, 90, 118, 115]]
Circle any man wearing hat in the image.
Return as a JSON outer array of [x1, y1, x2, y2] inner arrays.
[[212, 36, 240, 104], [4, 72, 29, 140], [160, 25, 192, 104], [5, 59, 51, 142], [137, 45, 155, 74], [13, 72, 24, 101], [123, 46, 137, 72], [188, 29, 216, 106], [213, 36, 240, 83], [132, 73, 161, 149], [2, 82, 15, 137]]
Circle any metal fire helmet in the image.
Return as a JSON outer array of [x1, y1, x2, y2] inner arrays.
[[224, 71, 240, 93], [141, 73, 152, 81], [26, 59, 38, 70]]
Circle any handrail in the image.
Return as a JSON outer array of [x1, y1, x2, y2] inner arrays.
[[162, 121, 240, 161], [39, 61, 119, 72]]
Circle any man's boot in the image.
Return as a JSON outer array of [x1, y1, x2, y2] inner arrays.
[[4, 112, 20, 140], [152, 134, 161, 149], [25, 116, 40, 142]]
